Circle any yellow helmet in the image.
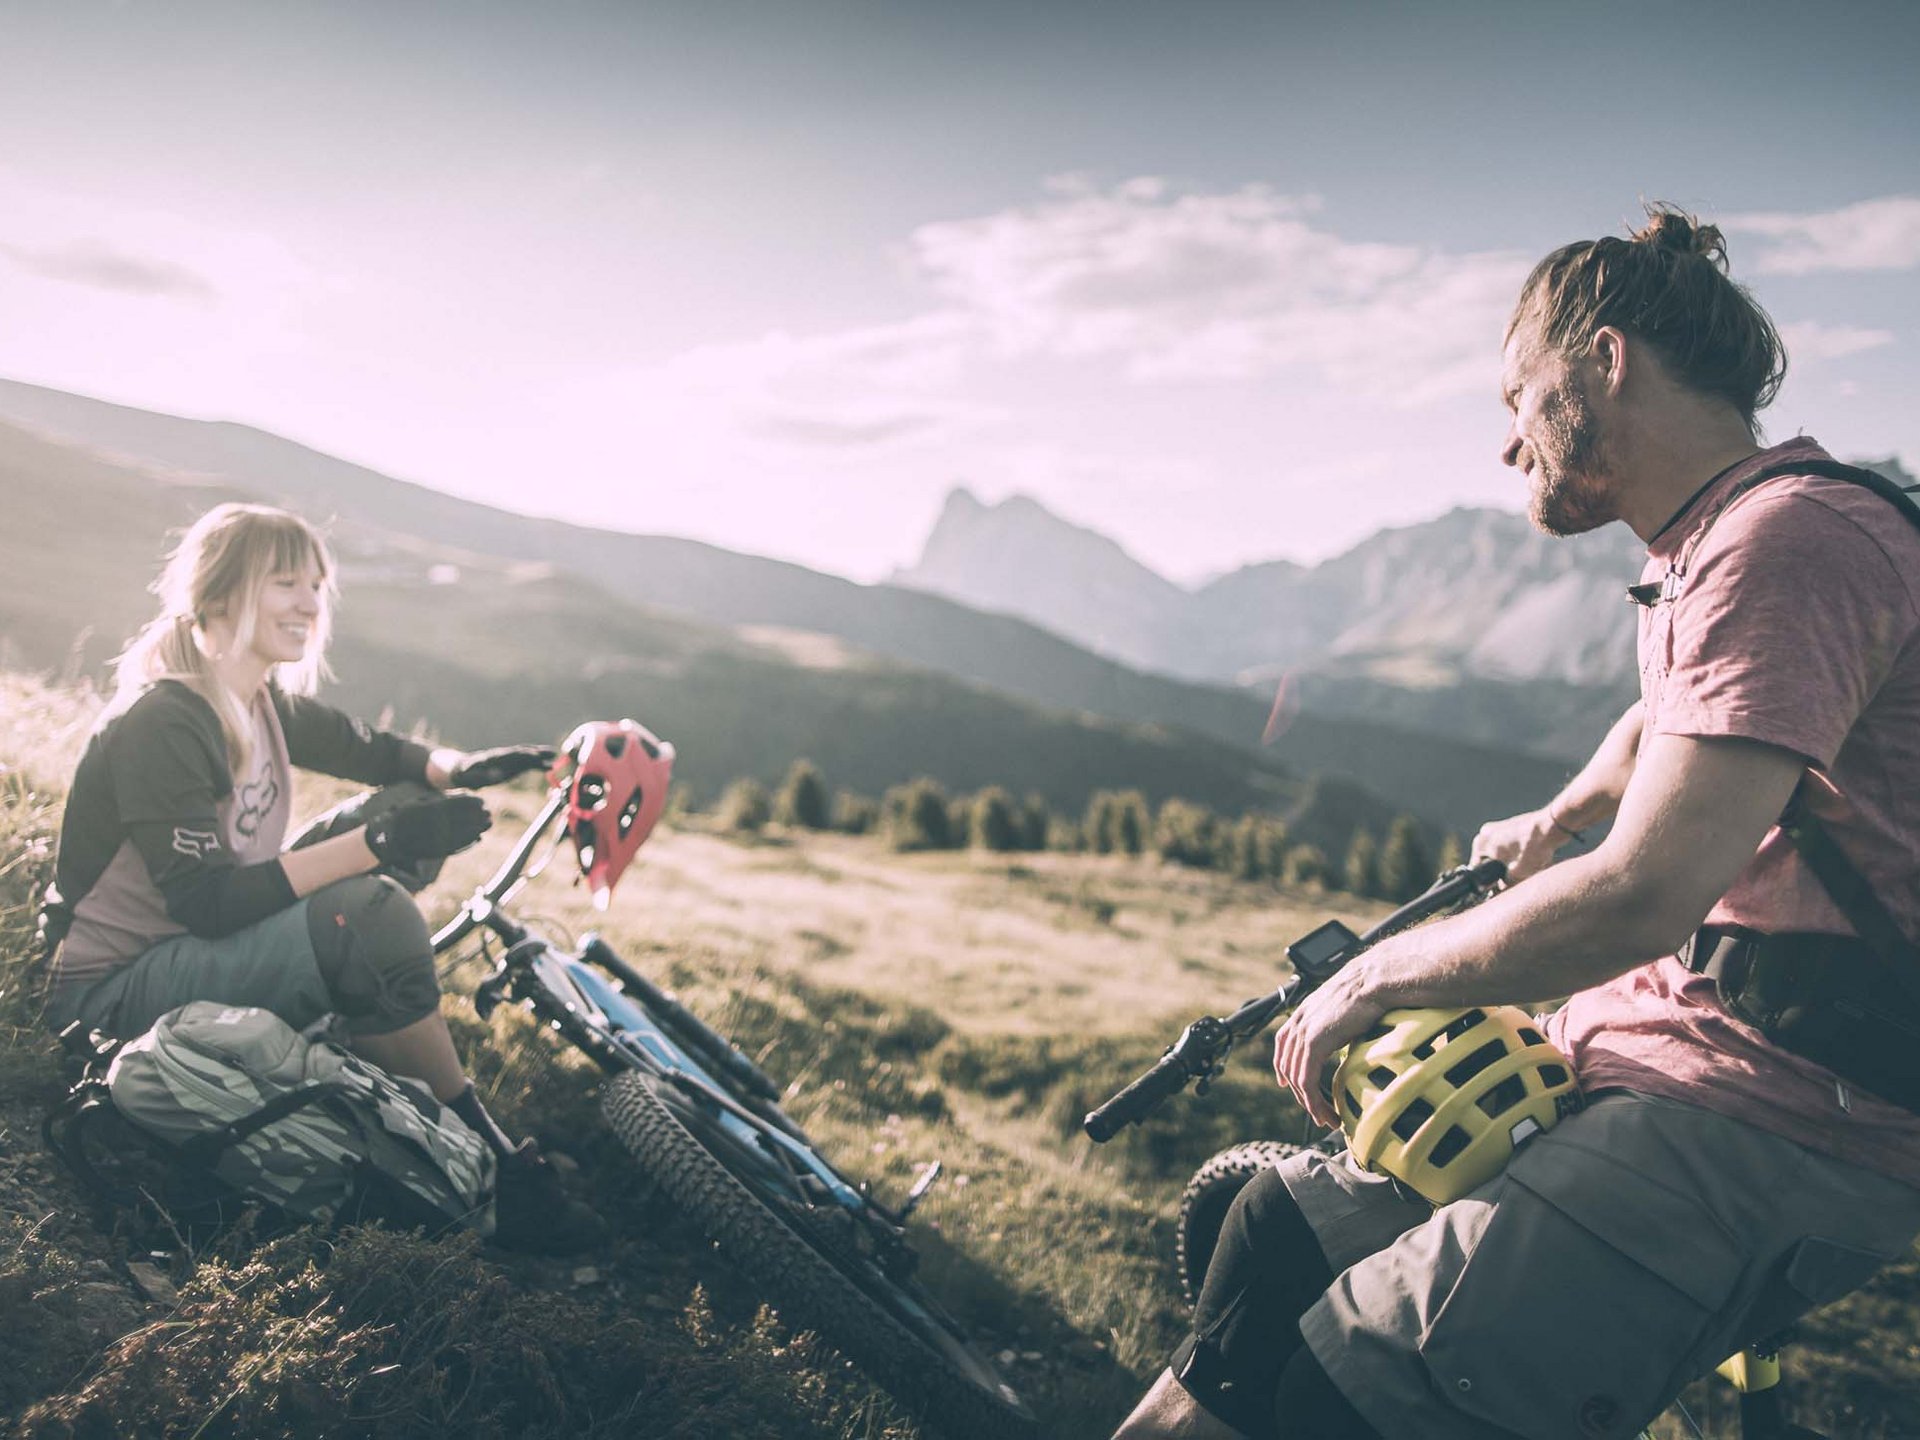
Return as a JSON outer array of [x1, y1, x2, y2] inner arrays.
[[1332, 1006, 1581, 1206]]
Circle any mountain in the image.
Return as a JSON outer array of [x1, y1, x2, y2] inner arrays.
[[900, 488, 1192, 668], [896, 485, 1647, 691], [0, 379, 1579, 834], [0, 416, 1422, 853]]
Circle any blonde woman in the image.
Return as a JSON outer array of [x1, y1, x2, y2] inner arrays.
[[43, 502, 596, 1251]]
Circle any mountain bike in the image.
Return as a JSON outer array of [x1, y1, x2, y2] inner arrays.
[[1085, 862, 1828, 1440], [429, 735, 1039, 1440]]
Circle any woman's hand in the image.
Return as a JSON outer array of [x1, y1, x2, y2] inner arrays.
[[1471, 808, 1572, 886], [430, 745, 557, 789], [1273, 962, 1388, 1129]]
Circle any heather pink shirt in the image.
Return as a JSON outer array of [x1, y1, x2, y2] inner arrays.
[[1544, 438, 1920, 1187]]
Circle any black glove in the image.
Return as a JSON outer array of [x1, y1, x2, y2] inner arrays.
[[447, 745, 557, 789], [365, 793, 492, 865]]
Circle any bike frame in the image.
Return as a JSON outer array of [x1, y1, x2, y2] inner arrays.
[[429, 787, 902, 1233]]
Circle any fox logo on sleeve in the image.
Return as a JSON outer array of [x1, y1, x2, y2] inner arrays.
[[171, 826, 221, 860]]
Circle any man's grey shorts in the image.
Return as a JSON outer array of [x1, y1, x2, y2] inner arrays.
[[1283, 1090, 1920, 1440], [46, 900, 330, 1040]]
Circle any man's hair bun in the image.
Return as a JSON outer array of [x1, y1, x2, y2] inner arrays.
[[1631, 205, 1729, 270]]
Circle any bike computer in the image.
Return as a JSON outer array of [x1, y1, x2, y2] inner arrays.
[[1286, 919, 1360, 981]]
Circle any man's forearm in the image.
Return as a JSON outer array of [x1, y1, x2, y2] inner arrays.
[[1547, 701, 1644, 833], [1363, 843, 1677, 1009]]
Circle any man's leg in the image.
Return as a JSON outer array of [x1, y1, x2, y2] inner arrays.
[[1111, 1371, 1245, 1440], [1112, 1155, 1424, 1440]]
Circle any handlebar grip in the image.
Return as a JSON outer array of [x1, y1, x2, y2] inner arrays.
[[1084, 1051, 1192, 1142]]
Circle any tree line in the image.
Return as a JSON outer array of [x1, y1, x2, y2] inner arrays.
[[688, 760, 1464, 901]]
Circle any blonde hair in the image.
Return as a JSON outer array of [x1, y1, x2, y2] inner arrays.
[[112, 503, 337, 770]]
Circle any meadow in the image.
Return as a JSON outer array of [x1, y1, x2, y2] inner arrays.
[[2, 672, 1916, 1439]]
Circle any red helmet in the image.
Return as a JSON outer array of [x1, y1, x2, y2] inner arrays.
[[552, 719, 675, 908]]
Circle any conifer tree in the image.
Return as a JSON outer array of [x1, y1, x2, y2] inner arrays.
[[774, 759, 830, 830]]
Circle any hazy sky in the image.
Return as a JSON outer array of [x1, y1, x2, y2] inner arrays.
[[2, 0, 1916, 582]]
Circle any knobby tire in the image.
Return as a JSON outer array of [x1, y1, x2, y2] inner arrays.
[[601, 1070, 1038, 1440], [1175, 1140, 1306, 1307]]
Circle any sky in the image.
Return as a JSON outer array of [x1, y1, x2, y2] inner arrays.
[[1, 0, 1916, 584]]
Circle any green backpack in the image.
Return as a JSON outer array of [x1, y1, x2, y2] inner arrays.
[[48, 1002, 496, 1237]]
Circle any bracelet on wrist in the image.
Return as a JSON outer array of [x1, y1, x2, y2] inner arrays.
[[1546, 809, 1586, 843]]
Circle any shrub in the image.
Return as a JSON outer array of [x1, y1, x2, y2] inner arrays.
[[831, 788, 878, 835], [773, 759, 830, 830], [970, 787, 1020, 852], [1018, 793, 1051, 852], [1344, 826, 1381, 898], [1282, 843, 1328, 889], [1378, 814, 1435, 902], [1045, 817, 1083, 853], [1153, 798, 1218, 869], [1436, 831, 1465, 874], [717, 777, 771, 832], [881, 777, 954, 851]]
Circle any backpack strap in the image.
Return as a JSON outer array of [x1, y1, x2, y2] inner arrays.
[[172, 1081, 359, 1168], [1709, 461, 1920, 973]]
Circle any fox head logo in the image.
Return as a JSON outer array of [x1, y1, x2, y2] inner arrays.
[[170, 827, 220, 860]]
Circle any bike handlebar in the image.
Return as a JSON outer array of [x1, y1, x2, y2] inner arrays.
[[1084, 1017, 1230, 1142], [1083, 859, 1508, 1142]]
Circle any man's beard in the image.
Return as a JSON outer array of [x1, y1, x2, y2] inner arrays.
[[1527, 375, 1617, 537]]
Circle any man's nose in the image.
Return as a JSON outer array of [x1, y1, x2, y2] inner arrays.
[[1498, 425, 1521, 469]]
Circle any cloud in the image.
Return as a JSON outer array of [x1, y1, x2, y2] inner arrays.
[[1726, 196, 1920, 275], [616, 310, 1001, 456], [909, 177, 1530, 403], [1779, 320, 1895, 361], [0, 236, 217, 301]]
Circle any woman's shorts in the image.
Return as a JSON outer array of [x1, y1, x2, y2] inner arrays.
[[47, 900, 330, 1040]]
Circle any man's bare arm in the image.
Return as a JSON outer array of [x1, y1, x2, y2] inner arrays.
[[1376, 728, 1800, 1005], [1473, 701, 1645, 883], [1276, 730, 1804, 1124]]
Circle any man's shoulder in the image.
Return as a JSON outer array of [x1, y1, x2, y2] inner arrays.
[[1705, 462, 1920, 591]]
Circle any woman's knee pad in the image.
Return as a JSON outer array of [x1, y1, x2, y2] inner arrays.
[[305, 875, 440, 1034]]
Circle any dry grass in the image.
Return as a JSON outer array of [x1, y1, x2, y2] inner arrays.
[[2, 674, 1917, 1438]]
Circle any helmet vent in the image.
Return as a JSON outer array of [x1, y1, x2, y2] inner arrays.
[[603, 733, 628, 758], [1443, 1039, 1507, 1088], [1539, 1063, 1570, 1089], [1391, 1095, 1435, 1141], [639, 736, 660, 759], [1368, 1066, 1397, 1090], [1476, 1074, 1529, 1118], [1429, 1126, 1471, 1168], [617, 789, 643, 838], [1519, 1027, 1545, 1046]]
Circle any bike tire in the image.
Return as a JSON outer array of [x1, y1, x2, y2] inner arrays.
[[1175, 1140, 1306, 1307], [602, 1070, 1039, 1440]]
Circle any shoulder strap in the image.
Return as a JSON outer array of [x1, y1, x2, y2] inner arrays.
[[172, 1081, 357, 1168], [1729, 461, 1920, 968]]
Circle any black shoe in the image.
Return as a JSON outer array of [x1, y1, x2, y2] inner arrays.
[[490, 1143, 608, 1256]]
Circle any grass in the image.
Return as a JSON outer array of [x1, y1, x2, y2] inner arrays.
[[2, 671, 1918, 1438]]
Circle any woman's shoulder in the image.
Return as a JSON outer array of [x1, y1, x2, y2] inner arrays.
[[100, 680, 224, 748]]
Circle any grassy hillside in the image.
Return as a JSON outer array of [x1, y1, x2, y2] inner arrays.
[[3, 674, 1918, 1438]]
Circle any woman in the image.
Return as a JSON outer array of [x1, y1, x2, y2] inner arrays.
[[43, 502, 595, 1251]]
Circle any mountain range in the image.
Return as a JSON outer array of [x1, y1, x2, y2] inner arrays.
[[0, 377, 1585, 841]]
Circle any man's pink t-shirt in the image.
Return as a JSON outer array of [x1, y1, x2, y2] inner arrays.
[[1543, 437, 1920, 1187]]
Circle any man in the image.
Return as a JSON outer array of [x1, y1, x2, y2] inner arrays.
[[1112, 205, 1920, 1440]]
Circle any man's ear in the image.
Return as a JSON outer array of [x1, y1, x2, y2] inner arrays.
[[1590, 326, 1629, 398]]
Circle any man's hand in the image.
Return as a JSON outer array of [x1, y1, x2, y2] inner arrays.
[[1471, 808, 1572, 885], [1273, 961, 1389, 1129], [445, 745, 558, 789]]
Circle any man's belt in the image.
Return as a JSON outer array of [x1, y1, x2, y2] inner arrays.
[[1681, 924, 1920, 1112]]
